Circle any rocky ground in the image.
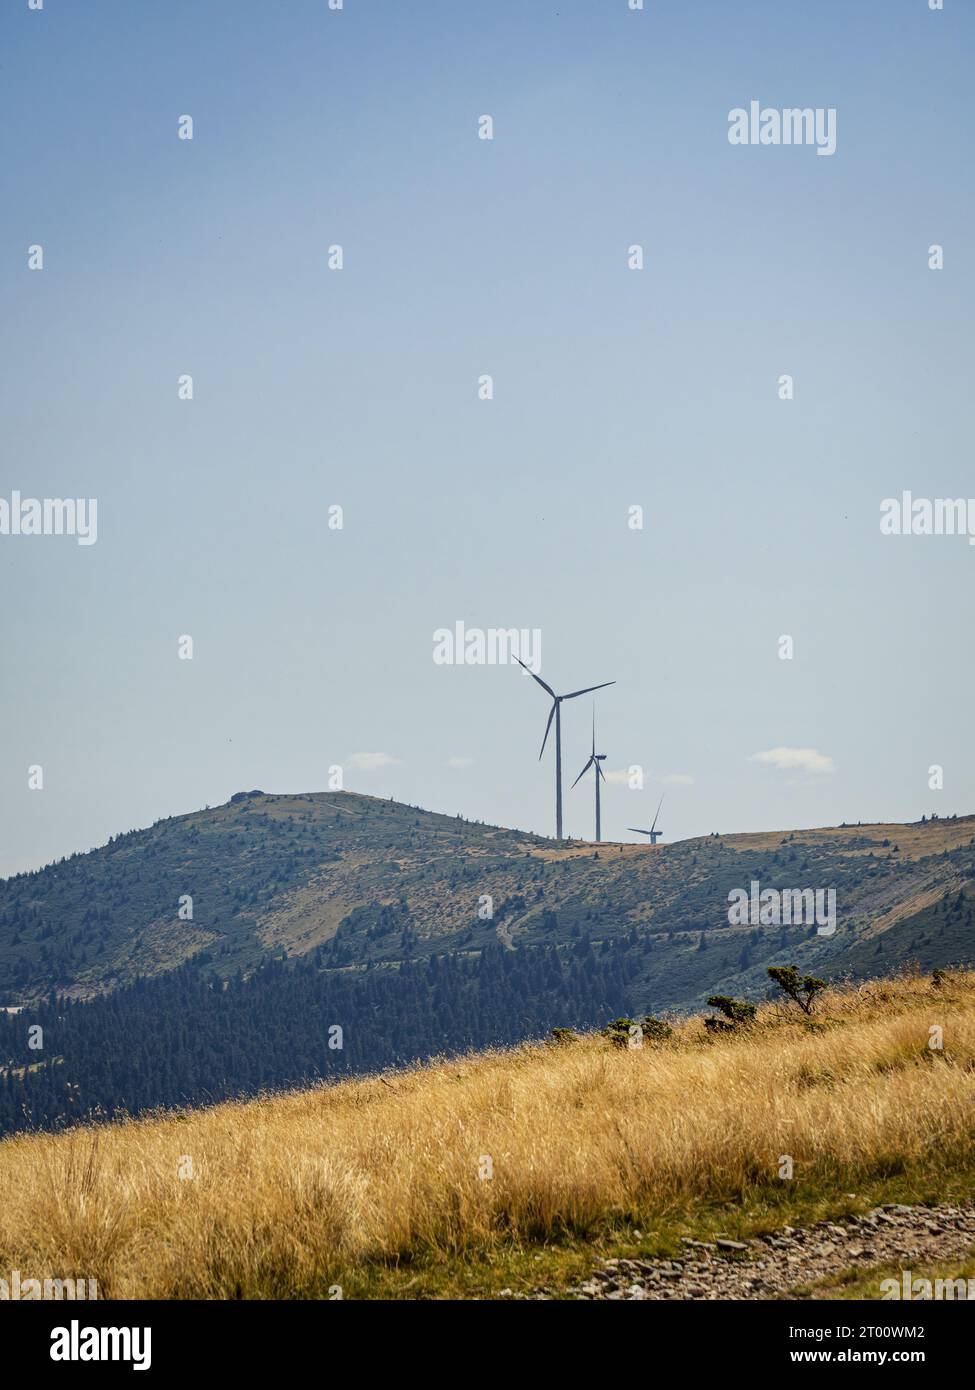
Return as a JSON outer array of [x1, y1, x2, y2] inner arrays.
[[514, 1203, 975, 1300]]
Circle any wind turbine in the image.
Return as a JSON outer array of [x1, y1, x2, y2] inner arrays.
[[515, 658, 615, 841], [571, 710, 607, 842], [628, 794, 665, 845]]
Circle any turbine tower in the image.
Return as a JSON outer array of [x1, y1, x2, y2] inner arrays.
[[628, 794, 665, 845], [571, 710, 607, 842], [515, 658, 615, 841]]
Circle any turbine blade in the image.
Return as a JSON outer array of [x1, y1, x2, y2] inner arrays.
[[538, 702, 556, 759], [650, 793, 665, 832], [571, 757, 594, 789], [627, 827, 650, 835], [597, 762, 607, 782], [515, 656, 556, 698], [561, 680, 615, 701]]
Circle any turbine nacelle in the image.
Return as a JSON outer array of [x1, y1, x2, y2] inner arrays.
[[627, 793, 665, 845]]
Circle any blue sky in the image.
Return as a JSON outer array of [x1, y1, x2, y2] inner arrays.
[[2, 0, 972, 874]]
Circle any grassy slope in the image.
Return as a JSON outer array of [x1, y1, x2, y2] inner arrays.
[[1, 970, 973, 1300]]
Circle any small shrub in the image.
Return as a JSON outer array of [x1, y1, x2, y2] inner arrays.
[[704, 995, 756, 1034], [642, 1015, 673, 1043], [602, 1017, 637, 1049], [767, 964, 827, 1015]]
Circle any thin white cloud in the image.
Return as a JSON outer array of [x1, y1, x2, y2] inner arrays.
[[750, 747, 835, 775], [603, 769, 694, 786], [347, 752, 402, 771], [446, 756, 474, 769]]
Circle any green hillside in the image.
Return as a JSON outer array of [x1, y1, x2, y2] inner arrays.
[[2, 791, 973, 1011]]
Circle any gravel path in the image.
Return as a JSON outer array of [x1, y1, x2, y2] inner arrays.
[[524, 1203, 975, 1300]]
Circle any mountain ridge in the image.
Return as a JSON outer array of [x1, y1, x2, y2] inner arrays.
[[2, 791, 974, 1009]]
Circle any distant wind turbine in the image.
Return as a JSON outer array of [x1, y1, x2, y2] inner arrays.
[[571, 710, 607, 842], [515, 658, 615, 841], [628, 794, 665, 845]]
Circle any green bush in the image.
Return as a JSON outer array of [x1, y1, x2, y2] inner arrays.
[[602, 1017, 637, 1048], [641, 1015, 673, 1042], [704, 994, 757, 1034], [767, 964, 826, 1015]]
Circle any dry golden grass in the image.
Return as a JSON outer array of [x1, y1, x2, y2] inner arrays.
[[1, 972, 974, 1299]]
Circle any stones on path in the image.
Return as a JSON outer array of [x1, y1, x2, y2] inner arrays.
[[521, 1202, 975, 1301]]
